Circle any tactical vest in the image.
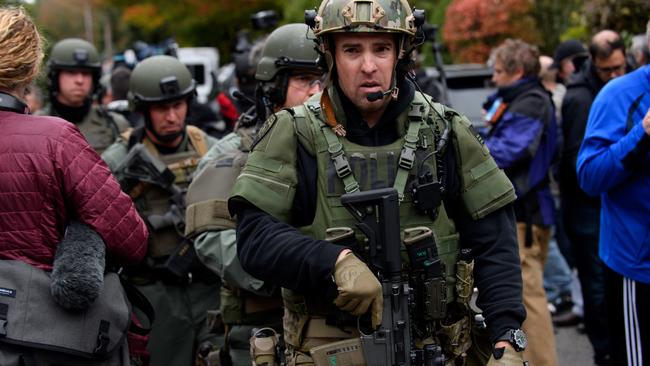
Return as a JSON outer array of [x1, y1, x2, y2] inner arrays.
[[40, 104, 129, 154], [185, 127, 285, 325], [282, 93, 475, 359], [127, 126, 207, 258], [185, 127, 256, 236]]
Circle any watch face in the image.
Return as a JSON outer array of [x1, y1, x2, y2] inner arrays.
[[513, 329, 528, 350]]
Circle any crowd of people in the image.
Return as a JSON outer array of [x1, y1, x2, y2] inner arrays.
[[0, 1, 648, 366]]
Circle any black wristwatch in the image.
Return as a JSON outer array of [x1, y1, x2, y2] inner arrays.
[[496, 328, 528, 352]]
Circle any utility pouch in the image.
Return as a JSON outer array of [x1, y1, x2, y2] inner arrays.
[[455, 250, 474, 306], [439, 315, 472, 360], [250, 327, 280, 366], [310, 338, 366, 366], [0, 260, 130, 360], [404, 227, 447, 321]]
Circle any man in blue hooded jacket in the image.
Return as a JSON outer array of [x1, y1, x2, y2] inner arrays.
[[576, 20, 650, 366]]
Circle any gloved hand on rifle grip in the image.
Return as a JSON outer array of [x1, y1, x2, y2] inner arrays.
[[333, 250, 383, 329]]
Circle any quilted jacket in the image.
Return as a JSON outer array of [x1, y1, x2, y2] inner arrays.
[[0, 111, 148, 270]]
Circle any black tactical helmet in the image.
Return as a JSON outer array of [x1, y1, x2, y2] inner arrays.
[[47, 38, 102, 96], [129, 55, 196, 110]]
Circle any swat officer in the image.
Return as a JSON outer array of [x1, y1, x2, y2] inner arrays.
[[101, 55, 221, 366], [228, 0, 528, 365], [184, 23, 324, 366], [38, 38, 129, 154]]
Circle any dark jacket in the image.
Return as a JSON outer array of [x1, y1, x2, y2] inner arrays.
[[485, 78, 557, 226], [0, 111, 148, 270], [560, 61, 606, 208]]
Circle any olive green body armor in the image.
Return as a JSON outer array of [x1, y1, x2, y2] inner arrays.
[[135, 129, 205, 258], [230, 87, 515, 363], [38, 104, 130, 154], [186, 126, 285, 325]]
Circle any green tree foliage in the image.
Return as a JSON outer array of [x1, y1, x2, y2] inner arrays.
[[106, 0, 282, 62], [532, 0, 583, 54], [583, 0, 650, 36]]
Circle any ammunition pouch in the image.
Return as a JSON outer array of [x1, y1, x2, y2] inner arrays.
[[311, 338, 365, 366]]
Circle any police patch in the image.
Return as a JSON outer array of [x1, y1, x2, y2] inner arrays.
[[250, 115, 278, 150]]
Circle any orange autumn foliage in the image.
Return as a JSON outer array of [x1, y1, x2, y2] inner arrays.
[[443, 0, 539, 63]]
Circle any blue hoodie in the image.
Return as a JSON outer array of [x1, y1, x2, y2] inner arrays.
[[577, 65, 650, 284]]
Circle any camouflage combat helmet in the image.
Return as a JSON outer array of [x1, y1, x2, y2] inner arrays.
[[129, 55, 196, 109], [306, 0, 422, 57], [305, 0, 425, 88], [48, 38, 102, 94], [255, 23, 321, 82]]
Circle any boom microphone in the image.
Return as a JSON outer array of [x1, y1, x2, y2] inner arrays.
[[366, 88, 394, 102]]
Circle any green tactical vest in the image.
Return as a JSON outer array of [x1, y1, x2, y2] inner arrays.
[[229, 87, 515, 357], [282, 92, 459, 313], [134, 134, 203, 258], [39, 104, 130, 154], [185, 127, 256, 236]]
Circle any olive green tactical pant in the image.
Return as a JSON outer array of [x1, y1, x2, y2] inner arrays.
[[137, 280, 223, 366], [517, 223, 558, 366]]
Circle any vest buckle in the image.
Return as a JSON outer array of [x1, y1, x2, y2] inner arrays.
[[332, 152, 352, 178], [398, 147, 415, 170]]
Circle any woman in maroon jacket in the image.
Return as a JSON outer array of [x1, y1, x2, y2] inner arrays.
[[0, 7, 148, 269]]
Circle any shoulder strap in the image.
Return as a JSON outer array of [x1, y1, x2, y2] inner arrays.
[[321, 125, 360, 193], [393, 102, 425, 200], [186, 125, 208, 157]]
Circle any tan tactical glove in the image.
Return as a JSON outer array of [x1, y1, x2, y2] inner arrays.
[[486, 345, 525, 366], [333, 252, 383, 329]]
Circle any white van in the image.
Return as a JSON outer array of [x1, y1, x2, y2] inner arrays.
[[177, 47, 220, 104]]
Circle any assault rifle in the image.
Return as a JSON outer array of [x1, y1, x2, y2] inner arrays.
[[114, 143, 198, 280], [340, 188, 446, 366]]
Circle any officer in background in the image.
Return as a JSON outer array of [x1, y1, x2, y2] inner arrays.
[[185, 23, 324, 366], [101, 55, 221, 366], [38, 38, 130, 154], [228, 0, 526, 365]]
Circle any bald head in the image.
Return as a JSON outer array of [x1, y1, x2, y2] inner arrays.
[[589, 30, 625, 61], [589, 30, 626, 83]]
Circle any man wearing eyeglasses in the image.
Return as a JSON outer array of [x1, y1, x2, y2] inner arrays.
[[559, 29, 627, 365], [576, 20, 650, 366], [184, 23, 324, 366]]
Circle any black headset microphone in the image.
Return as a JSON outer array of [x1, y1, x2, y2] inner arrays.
[[366, 87, 395, 102]]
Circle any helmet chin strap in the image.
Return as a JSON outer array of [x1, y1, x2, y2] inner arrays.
[[143, 113, 184, 143]]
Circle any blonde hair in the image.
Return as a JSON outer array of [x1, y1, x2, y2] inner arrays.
[[0, 7, 43, 92]]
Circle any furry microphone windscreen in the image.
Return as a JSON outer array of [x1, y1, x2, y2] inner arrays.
[[50, 221, 106, 310]]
